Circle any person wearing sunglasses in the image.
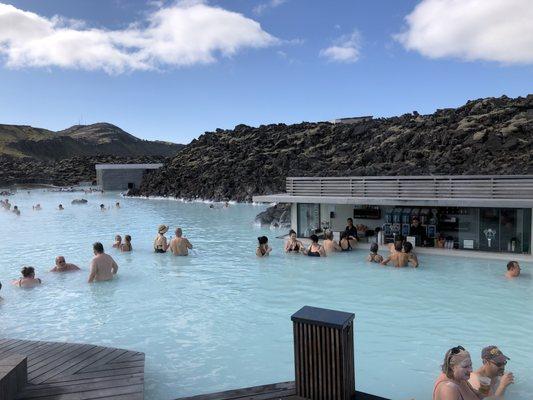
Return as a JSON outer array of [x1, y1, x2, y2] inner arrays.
[[50, 256, 80, 272], [433, 346, 479, 400], [468, 346, 514, 398]]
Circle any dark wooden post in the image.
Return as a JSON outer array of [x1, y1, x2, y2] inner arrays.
[[291, 306, 355, 400]]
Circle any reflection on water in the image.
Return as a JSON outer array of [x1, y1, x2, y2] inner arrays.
[[0, 190, 532, 400]]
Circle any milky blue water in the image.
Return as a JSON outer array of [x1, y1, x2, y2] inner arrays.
[[0, 190, 531, 400]]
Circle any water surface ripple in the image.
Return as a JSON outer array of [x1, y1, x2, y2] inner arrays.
[[0, 191, 531, 399]]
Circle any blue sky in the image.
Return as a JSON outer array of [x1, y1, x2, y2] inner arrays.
[[0, 0, 531, 143]]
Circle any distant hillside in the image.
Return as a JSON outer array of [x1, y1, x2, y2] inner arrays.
[[134, 95, 533, 201], [0, 122, 183, 160]]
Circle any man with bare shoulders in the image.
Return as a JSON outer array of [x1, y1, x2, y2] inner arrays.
[[88, 242, 118, 283], [169, 228, 193, 256], [468, 346, 514, 398], [50, 256, 80, 272], [322, 231, 341, 254], [381, 242, 409, 267]]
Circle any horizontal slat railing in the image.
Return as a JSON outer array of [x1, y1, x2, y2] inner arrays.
[[285, 176, 533, 200]]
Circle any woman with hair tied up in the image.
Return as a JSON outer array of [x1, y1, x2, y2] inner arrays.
[[433, 346, 479, 400], [12, 266, 41, 288], [256, 236, 272, 257]]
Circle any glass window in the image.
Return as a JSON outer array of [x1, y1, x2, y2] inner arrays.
[[297, 203, 320, 237]]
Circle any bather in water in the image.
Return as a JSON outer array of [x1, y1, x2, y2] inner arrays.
[[12, 266, 41, 288]]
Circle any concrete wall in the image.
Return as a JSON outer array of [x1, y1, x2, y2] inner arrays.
[[97, 169, 149, 190]]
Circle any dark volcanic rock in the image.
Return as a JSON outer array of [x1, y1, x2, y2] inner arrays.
[[136, 95, 533, 201], [255, 203, 291, 226], [0, 155, 170, 187]]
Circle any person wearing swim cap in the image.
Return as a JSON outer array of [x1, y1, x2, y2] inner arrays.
[[433, 346, 478, 400], [468, 346, 513, 398]]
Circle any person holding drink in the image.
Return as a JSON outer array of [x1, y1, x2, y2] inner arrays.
[[433, 346, 479, 400], [468, 346, 514, 398]]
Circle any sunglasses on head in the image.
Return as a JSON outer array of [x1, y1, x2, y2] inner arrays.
[[447, 346, 465, 362], [450, 346, 465, 354]]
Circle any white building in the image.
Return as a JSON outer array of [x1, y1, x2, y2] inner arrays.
[[253, 175, 533, 256]]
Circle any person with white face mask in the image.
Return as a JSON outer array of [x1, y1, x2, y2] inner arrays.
[[433, 346, 479, 400]]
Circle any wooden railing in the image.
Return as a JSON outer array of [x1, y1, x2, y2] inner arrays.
[[285, 176, 533, 199]]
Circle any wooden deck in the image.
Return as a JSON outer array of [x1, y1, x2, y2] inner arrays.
[[176, 381, 389, 400], [0, 338, 144, 400]]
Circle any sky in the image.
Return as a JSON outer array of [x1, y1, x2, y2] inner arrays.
[[0, 0, 531, 143]]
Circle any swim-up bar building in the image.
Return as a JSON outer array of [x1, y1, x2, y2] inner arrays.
[[95, 163, 163, 191], [253, 175, 533, 255]]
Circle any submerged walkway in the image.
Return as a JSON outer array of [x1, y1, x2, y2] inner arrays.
[[0, 338, 144, 399], [176, 381, 388, 400]]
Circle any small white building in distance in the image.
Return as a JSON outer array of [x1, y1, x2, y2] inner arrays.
[[96, 163, 163, 191]]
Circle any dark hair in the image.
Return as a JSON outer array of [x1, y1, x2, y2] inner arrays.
[[412, 216, 419, 222], [374, 227, 381, 233], [325, 231, 333, 240], [395, 235, 405, 243], [340, 231, 348, 240], [507, 260, 518, 271], [125, 235, 131, 242], [310, 234, 319, 243], [403, 242, 413, 253], [100, 204, 104, 207], [258, 236, 268, 245], [0, 281, 2, 290], [394, 241, 403, 252], [347, 218, 353, 223], [289, 229, 296, 236], [370, 243, 379, 253], [93, 242, 104, 253], [21, 266, 35, 277]]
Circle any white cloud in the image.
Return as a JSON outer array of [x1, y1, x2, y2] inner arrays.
[[253, 0, 286, 15], [395, 0, 533, 65], [319, 31, 361, 63], [0, 1, 278, 74]]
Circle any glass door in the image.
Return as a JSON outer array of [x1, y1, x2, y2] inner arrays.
[[297, 203, 320, 237]]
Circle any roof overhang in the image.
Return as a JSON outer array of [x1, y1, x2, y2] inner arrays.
[[95, 163, 163, 170], [252, 194, 533, 208]]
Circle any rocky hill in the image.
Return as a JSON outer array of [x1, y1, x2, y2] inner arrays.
[[0, 122, 182, 160], [0, 155, 171, 187], [134, 95, 532, 201]]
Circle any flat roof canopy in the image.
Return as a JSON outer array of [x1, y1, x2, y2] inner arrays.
[[252, 194, 533, 208], [253, 175, 533, 208], [95, 163, 163, 170]]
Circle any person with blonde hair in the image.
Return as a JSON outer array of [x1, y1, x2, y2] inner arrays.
[[433, 346, 479, 400], [322, 231, 341, 254]]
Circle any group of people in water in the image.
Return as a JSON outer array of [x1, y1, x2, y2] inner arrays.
[[434, 345, 514, 400], [257, 218, 420, 267], [1, 198, 122, 215], [153, 225, 193, 256], [256, 218, 523, 278], [1, 221, 196, 292], [1, 198, 20, 215]]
